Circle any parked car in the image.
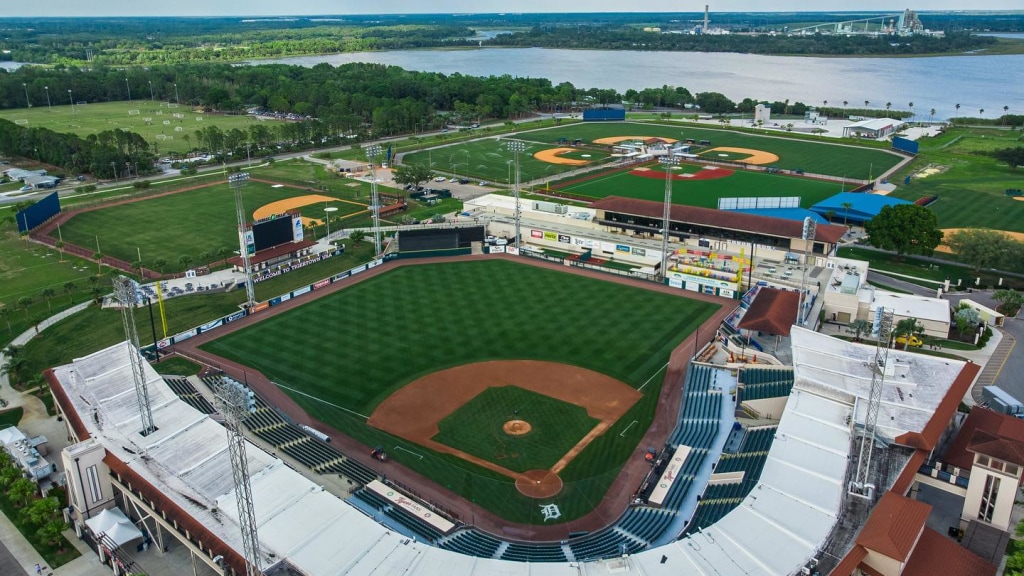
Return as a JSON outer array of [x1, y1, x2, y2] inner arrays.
[[459, 179, 470, 184], [479, 181, 489, 186], [434, 176, 446, 182]]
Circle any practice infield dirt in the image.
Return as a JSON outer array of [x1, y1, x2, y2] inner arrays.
[[592, 136, 678, 145], [368, 360, 641, 496], [533, 147, 590, 166], [252, 194, 368, 226], [937, 228, 1024, 254]]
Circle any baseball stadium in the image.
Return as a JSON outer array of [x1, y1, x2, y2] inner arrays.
[[23, 117, 994, 576]]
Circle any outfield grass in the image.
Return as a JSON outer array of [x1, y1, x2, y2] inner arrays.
[[433, 386, 598, 473], [53, 180, 367, 272], [0, 407, 24, 428], [523, 121, 903, 180], [151, 356, 203, 376], [401, 137, 606, 184], [554, 163, 841, 208], [201, 259, 718, 522], [886, 127, 1024, 232], [0, 100, 277, 154]]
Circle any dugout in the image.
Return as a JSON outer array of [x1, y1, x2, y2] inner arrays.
[[397, 226, 484, 256]]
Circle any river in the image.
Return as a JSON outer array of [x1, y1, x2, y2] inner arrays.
[[255, 47, 1024, 120]]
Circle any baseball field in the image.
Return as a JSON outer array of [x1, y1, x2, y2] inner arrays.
[[0, 101, 271, 155], [50, 177, 370, 273], [199, 259, 719, 523], [550, 162, 842, 208]]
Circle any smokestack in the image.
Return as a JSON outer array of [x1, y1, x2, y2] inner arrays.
[[704, 5, 710, 32]]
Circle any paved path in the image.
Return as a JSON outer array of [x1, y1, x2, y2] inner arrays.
[[972, 328, 1017, 403]]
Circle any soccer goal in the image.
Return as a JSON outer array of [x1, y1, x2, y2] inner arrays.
[[128, 110, 141, 116]]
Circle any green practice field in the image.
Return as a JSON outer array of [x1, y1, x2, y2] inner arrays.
[[401, 138, 612, 184], [0, 100, 274, 154], [525, 121, 904, 180], [553, 163, 841, 208], [53, 180, 368, 272], [201, 259, 719, 523], [886, 127, 1024, 233], [433, 386, 598, 473]]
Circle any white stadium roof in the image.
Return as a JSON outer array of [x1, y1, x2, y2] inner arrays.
[[50, 334, 969, 575]]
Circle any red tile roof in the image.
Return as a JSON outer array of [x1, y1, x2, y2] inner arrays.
[[855, 492, 930, 562], [968, 429, 1024, 466], [942, 406, 1024, 470], [227, 239, 317, 267], [736, 288, 800, 336], [829, 544, 868, 576], [591, 196, 847, 244], [895, 362, 980, 452], [902, 527, 997, 576]]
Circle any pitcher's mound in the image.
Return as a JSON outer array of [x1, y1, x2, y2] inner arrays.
[[503, 419, 532, 436], [516, 469, 563, 498]]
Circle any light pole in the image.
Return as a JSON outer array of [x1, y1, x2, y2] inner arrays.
[[173, 83, 180, 105], [324, 206, 338, 243], [22, 83, 30, 108], [111, 162, 118, 181], [507, 140, 526, 249], [125, 77, 131, 101], [230, 172, 256, 308], [366, 144, 384, 258], [68, 89, 75, 113], [148, 80, 155, 101], [44, 86, 51, 112], [659, 154, 680, 281]]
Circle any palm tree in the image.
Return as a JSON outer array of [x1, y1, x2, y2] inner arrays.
[[864, 100, 870, 108], [929, 108, 936, 123], [199, 251, 212, 267], [178, 255, 193, 271], [153, 258, 167, 274], [349, 230, 368, 244], [92, 251, 103, 274], [0, 355, 26, 384], [842, 100, 848, 117], [824, 210, 836, 223], [893, 317, 924, 350], [16, 296, 32, 319], [979, 108, 985, 118], [39, 288, 55, 312], [841, 202, 853, 227], [908, 102, 914, 122], [847, 319, 872, 342], [63, 282, 76, 304], [955, 103, 961, 123], [885, 102, 892, 113]]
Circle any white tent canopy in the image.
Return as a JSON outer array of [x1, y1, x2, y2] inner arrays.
[[85, 507, 143, 548]]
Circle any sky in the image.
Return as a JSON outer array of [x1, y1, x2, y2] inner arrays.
[[4, 1, 1023, 17]]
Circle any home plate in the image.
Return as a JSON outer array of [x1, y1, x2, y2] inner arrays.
[[718, 153, 729, 157], [581, 154, 591, 158]]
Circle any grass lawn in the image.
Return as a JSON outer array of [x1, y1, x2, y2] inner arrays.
[[521, 121, 904, 179], [886, 126, 1024, 232], [554, 162, 840, 208], [0, 226, 116, 350], [53, 180, 367, 273], [0, 490, 80, 568], [0, 100, 279, 155], [433, 386, 598, 473], [151, 355, 203, 376], [838, 246, 1024, 290], [201, 259, 718, 522], [0, 407, 24, 428]]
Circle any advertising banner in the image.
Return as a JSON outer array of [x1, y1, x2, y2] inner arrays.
[[292, 214, 304, 242], [200, 318, 224, 332], [684, 281, 701, 292], [174, 328, 197, 343], [668, 271, 738, 291], [600, 242, 616, 254], [332, 271, 350, 282], [669, 278, 683, 289], [506, 246, 520, 255], [251, 302, 270, 314], [632, 247, 647, 256], [543, 231, 558, 242], [292, 286, 312, 297], [719, 289, 736, 299], [313, 279, 330, 290], [269, 297, 283, 306], [241, 229, 255, 255], [279, 292, 292, 303], [157, 338, 171, 349], [558, 234, 571, 244], [351, 264, 367, 275], [490, 245, 506, 254], [531, 230, 543, 239], [616, 244, 631, 253]]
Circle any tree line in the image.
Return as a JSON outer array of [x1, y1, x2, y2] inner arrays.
[[0, 120, 155, 179]]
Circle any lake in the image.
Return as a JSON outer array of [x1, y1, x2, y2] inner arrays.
[[255, 47, 1024, 120]]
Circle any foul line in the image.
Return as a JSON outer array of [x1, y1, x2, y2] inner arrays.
[[637, 363, 669, 393], [272, 381, 370, 420], [619, 420, 638, 437], [394, 445, 424, 459]]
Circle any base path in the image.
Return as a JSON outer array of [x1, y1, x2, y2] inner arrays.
[[593, 136, 679, 145], [174, 253, 733, 539], [703, 146, 780, 165], [368, 360, 641, 491]]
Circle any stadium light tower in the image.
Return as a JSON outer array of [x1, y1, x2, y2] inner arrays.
[[44, 86, 51, 112], [68, 89, 75, 113], [849, 307, 894, 500], [798, 217, 817, 325], [658, 154, 680, 280], [230, 172, 256, 308], [113, 276, 156, 436], [22, 83, 30, 108], [212, 376, 262, 576], [125, 77, 131, 101], [507, 140, 526, 248], [366, 144, 384, 258]]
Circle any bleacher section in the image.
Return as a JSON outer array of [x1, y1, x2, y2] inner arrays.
[[164, 377, 215, 414], [501, 542, 566, 563], [569, 528, 646, 561], [439, 530, 503, 559], [738, 368, 794, 401], [660, 364, 723, 511], [686, 426, 778, 534], [220, 381, 378, 486], [353, 488, 446, 544]]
